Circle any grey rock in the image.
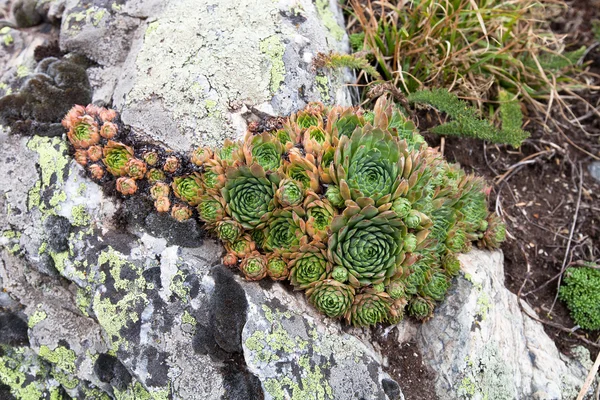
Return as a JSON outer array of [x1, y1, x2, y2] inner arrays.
[[406, 249, 594, 400]]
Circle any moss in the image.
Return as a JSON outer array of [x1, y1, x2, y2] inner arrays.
[[259, 36, 286, 93], [559, 266, 600, 330], [28, 310, 47, 328], [314, 0, 345, 41], [38, 345, 77, 374], [71, 205, 91, 227]]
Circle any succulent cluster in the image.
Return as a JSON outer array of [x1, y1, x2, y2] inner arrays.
[[63, 97, 505, 327]]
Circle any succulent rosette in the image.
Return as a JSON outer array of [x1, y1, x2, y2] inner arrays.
[[216, 219, 243, 243], [304, 192, 336, 242], [332, 126, 407, 204], [419, 271, 449, 301], [240, 251, 268, 281], [197, 193, 227, 225], [328, 198, 406, 287], [325, 185, 345, 208], [289, 243, 330, 289], [74, 150, 87, 166], [222, 164, 280, 230], [223, 253, 238, 267], [266, 254, 289, 280], [478, 214, 506, 249], [219, 139, 244, 166], [171, 204, 193, 222], [89, 164, 104, 180], [146, 169, 166, 183], [191, 147, 213, 166], [67, 115, 100, 149], [243, 132, 283, 171], [143, 151, 159, 166], [102, 141, 134, 176], [150, 182, 170, 199], [225, 235, 256, 258], [275, 179, 304, 207], [154, 196, 171, 213], [163, 156, 180, 173], [408, 296, 434, 320], [172, 173, 204, 206], [303, 126, 330, 155], [202, 159, 226, 192], [116, 177, 137, 195], [100, 122, 117, 139], [87, 146, 103, 162], [284, 152, 320, 192], [306, 279, 354, 319], [126, 159, 147, 180], [264, 208, 307, 253], [348, 292, 391, 327]]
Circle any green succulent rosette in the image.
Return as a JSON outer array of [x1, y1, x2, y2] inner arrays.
[[408, 296, 434, 320], [266, 254, 289, 281], [332, 126, 407, 203], [478, 214, 506, 249], [331, 266, 349, 283], [289, 243, 330, 289], [202, 160, 226, 192], [222, 164, 280, 230], [327, 106, 363, 138], [67, 115, 100, 149], [264, 208, 307, 253], [306, 279, 355, 319], [328, 198, 406, 287], [284, 152, 320, 192], [225, 235, 256, 258], [442, 252, 461, 276], [215, 219, 243, 243], [197, 194, 227, 225], [250, 229, 266, 250], [240, 252, 268, 281], [304, 191, 336, 242], [419, 271, 449, 301], [146, 168, 166, 183], [293, 108, 322, 129], [219, 139, 243, 165], [348, 292, 391, 327], [172, 173, 204, 206], [275, 179, 304, 207], [102, 141, 134, 176], [244, 132, 283, 171]]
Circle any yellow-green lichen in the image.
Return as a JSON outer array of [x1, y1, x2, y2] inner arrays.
[[71, 205, 91, 227], [93, 248, 149, 351], [315, 75, 330, 102], [0, 347, 46, 399], [38, 345, 77, 374], [169, 270, 189, 302], [53, 370, 79, 390], [28, 310, 47, 328], [181, 310, 197, 326], [263, 355, 333, 400], [145, 21, 160, 36], [259, 36, 286, 94], [314, 0, 345, 41], [76, 287, 92, 316], [16, 65, 29, 78], [0, 26, 13, 47]]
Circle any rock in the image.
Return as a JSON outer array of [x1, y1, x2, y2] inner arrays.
[[12, 0, 43, 28], [242, 281, 404, 400], [409, 249, 592, 400]]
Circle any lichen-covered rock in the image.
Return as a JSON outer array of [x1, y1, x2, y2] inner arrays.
[[242, 282, 404, 400], [71, 0, 354, 151], [408, 249, 594, 400]]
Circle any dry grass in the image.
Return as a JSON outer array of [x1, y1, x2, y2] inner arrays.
[[345, 0, 600, 122]]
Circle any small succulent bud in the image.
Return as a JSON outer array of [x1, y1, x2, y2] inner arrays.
[[404, 233, 417, 253], [116, 177, 138, 195], [275, 179, 304, 207], [150, 182, 170, 199], [89, 164, 104, 180], [190, 147, 213, 166], [146, 168, 166, 183], [85, 104, 102, 116], [331, 266, 348, 283], [102, 141, 134, 176], [373, 283, 386, 293], [216, 219, 242, 243], [154, 196, 171, 213], [163, 156, 180, 173], [99, 108, 117, 122], [100, 122, 118, 139], [87, 145, 103, 162], [442, 253, 461, 276], [223, 253, 238, 267], [387, 280, 406, 300], [171, 204, 192, 222], [405, 210, 422, 229], [126, 159, 147, 180], [74, 150, 87, 166], [62, 105, 85, 129], [240, 251, 268, 281], [143, 151, 159, 166], [392, 198, 412, 219], [325, 185, 345, 208]]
